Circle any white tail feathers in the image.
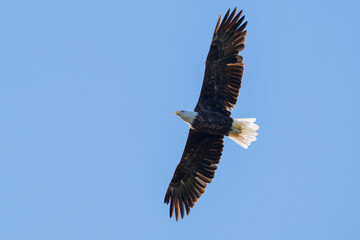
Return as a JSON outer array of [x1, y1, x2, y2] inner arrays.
[[228, 118, 259, 149]]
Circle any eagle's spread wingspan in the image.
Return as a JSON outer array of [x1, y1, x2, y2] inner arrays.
[[165, 8, 248, 221], [195, 8, 247, 116], [164, 130, 224, 221]]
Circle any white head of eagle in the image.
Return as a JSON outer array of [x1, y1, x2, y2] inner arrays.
[[174, 110, 198, 125]]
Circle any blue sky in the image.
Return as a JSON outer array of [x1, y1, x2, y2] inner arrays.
[[1, 0, 359, 239]]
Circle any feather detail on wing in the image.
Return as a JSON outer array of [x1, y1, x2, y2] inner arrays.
[[164, 130, 224, 221], [195, 8, 247, 116]]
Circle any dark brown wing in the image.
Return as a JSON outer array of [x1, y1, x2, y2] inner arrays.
[[164, 130, 224, 221], [195, 8, 247, 116]]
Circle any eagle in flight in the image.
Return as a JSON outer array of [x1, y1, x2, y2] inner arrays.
[[164, 8, 259, 221]]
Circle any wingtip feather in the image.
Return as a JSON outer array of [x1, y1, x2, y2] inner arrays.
[[214, 14, 222, 34]]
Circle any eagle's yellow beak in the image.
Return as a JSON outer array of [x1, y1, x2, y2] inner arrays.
[[174, 111, 180, 115]]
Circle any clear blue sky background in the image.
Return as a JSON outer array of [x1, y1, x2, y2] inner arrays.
[[1, 0, 359, 239]]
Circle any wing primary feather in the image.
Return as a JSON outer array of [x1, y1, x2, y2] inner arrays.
[[179, 201, 185, 219], [169, 198, 174, 218], [186, 185, 197, 203], [232, 15, 245, 30], [190, 183, 202, 198], [175, 198, 180, 221], [185, 204, 191, 216], [229, 10, 242, 28], [219, 8, 231, 30], [195, 176, 208, 187], [236, 21, 248, 34], [197, 172, 213, 183], [224, 8, 237, 27], [231, 37, 245, 48], [193, 176, 207, 188], [192, 180, 206, 194], [164, 191, 169, 204], [182, 187, 192, 209], [214, 15, 222, 34], [197, 167, 215, 179]]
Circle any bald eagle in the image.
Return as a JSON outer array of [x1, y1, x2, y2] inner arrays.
[[164, 8, 259, 221]]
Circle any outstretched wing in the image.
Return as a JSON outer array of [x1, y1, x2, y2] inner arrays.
[[164, 130, 224, 221], [195, 8, 247, 116]]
